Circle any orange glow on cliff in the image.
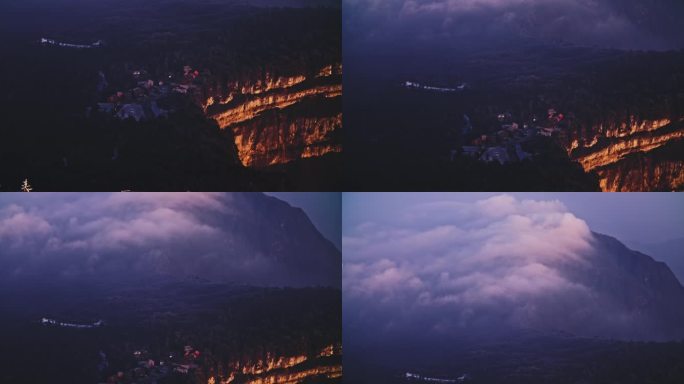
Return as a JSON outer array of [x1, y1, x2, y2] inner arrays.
[[203, 64, 342, 168]]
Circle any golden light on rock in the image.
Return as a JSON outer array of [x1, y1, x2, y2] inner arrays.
[[203, 64, 342, 168], [569, 117, 684, 191], [210, 84, 342, 129], [214, 347, 342, 384]]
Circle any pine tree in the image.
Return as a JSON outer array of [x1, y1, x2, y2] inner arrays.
[[20, 178, 32, 192]]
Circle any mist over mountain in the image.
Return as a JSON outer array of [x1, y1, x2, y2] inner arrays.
[[345, 0, 684, 51], [0, 193, 340, 288], [344, 195, 684, 342]]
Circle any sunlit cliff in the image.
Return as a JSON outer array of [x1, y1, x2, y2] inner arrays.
[[596, 159, 684, 192], [215, 344, 342, 384], [204, 64, 342, 167], [209, 84, 341, 129], [232, 113, 342, 168], [569, 117, 684, 191], [242, 366, 342, 384]]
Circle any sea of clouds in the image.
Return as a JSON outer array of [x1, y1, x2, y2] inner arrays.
[[0, 193, 324, 286], [344, 195, 612, 338]]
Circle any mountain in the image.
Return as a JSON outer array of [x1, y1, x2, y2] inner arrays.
[[0, 193, 341, 288], [559, 232, 684, 340], [210, 193, 342, 287], [637, 237, 684, 284], [343, 232, 684, 383], [344, 209, 684, 342], [0, 0, 341, 191], [0, 193, 342, 383], [343, 195, 684, 383]]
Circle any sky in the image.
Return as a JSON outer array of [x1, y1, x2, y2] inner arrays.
[[344, 193, 684, 251], [343, 192, 684, 342], [268, 192, 341, 251], [344, 0, 684, 50]]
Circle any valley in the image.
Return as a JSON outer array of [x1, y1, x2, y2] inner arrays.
[[0, 282, 342, 384], [0, 192, 343, 384], [0, 0, 341, 191], [345, 44, 684, 191], [346, 332, 684, 384]]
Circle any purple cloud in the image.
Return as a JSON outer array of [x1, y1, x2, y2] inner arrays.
[[344, 195, 601, 335], [0, 193, 339, 287]]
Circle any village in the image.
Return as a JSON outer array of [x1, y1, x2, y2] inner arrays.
[[99, 344, 204, 384], [38, 316, 201, 382], [454, 108, 567, 165], [93, 64, 204, 122], [39, 35, 201, 123]]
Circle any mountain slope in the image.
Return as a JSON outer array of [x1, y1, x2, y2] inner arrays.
[[0, 193, 341, 288], [343, 196, 684, 342], [638, 237, 684, 284], [560, 232, 684, 340]]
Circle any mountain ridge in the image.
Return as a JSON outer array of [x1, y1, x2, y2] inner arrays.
[[0, 193, 341, 288]]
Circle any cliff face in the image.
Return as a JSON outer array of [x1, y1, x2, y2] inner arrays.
[[205, 64, 342, 167], [571, 233, 684, 340], [232, 112, 342, 168], [568, 117, 684, 191], [215, 344, 342, 384], [209, 83, 342, 129], [595, 151, 684, 192]]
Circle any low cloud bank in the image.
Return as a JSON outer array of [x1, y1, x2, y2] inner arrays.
[[345, 195, 596, 335], [344, 194, 684, 341], [0, 193, 339, 287]]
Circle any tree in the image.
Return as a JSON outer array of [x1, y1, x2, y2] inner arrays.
[[20, 178, 33, 192]]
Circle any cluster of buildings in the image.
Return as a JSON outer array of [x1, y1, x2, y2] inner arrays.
[[100, 344, 202, 383], [456, 129, 532, 165], [96, 81, 169, 122], [455, 108, 567, 165], [95, 64, 204, 122], [100, 362, 171, 384]]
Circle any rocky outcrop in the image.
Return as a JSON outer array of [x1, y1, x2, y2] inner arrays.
[[232, 111, 342, 168], [204, 64, 342, 168], [594, 147, 684, 191], [210, 83, 342, 129], [229, 354, 307, 376], [569, 117, 684, 191], [216, 344, 342, 384], [241, 365, 342, 384]]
